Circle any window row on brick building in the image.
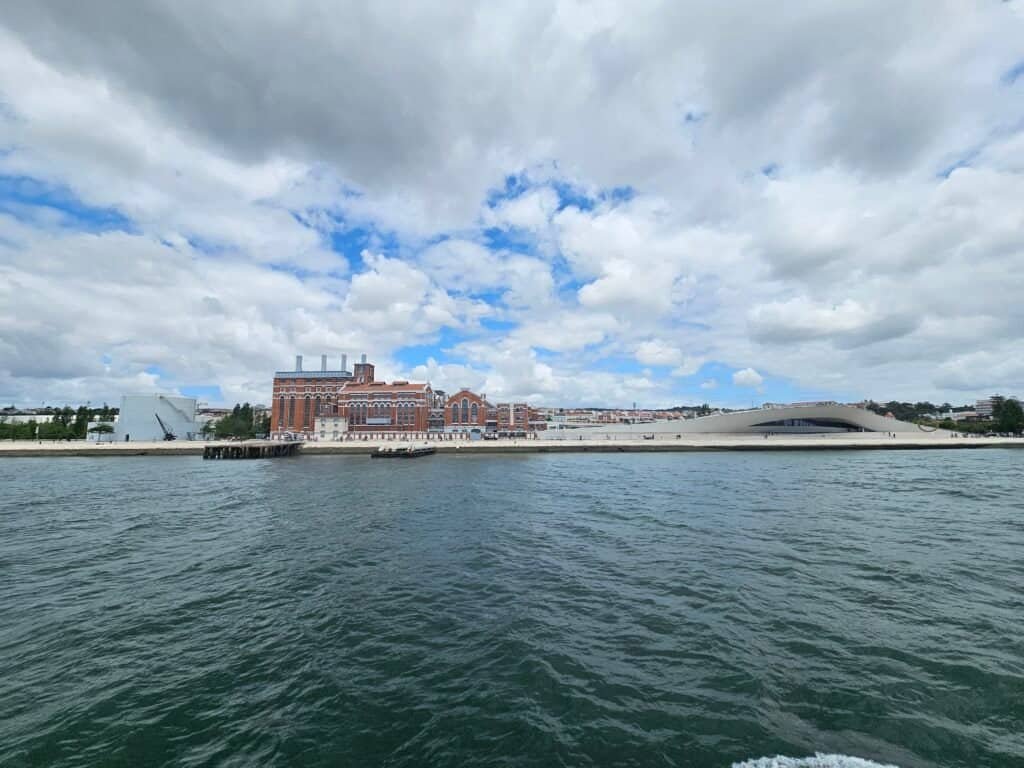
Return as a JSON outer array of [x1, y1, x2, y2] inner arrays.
[[271, 365, 538, 438]]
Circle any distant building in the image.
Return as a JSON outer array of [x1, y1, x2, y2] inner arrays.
[[439, 390, 533, 436], [943, 410, 977, 422], [976, 395, 1021, 419], [496, 402, 530, 435], [0, 409, 57, 425]]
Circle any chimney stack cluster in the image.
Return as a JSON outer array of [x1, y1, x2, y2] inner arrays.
[[293, 353, 368, 373]]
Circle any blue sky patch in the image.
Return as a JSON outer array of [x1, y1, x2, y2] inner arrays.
[[180, 384, 223, 403], [485, 173, 532, 208], [482, 226, 535, 254], [0, 174, 134, 233], [393, 327, 468, 369], [1002, 59, 1024, 85]]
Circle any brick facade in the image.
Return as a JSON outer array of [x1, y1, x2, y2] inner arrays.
[[271, 371, 362, 436], [445, 389, 489, 430], [336, 381, 432, 433], [496, 402, 530, 434], [271, 357, 540, 438]]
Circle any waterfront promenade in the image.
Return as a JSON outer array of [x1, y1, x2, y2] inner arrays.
[[1, 432, 1021, 457]]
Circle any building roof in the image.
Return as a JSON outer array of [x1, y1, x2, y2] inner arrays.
[[273, 370, 354, 379], [339, 381, 430, 394], [446, 389, 493, 406], [540, 404, 934, 436]]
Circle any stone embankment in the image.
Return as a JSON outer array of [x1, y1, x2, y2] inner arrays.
[[0, 433, 1021, 457]]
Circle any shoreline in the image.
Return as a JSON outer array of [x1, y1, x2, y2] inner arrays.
[[1, 435, 1022, 457]]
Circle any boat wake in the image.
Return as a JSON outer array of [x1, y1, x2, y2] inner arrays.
[[733, 756, 898, 768]]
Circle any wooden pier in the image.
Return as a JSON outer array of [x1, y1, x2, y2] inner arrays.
[[203, 440, 302, 460]]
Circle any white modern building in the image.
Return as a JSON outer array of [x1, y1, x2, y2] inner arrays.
[[541, 403, 930, 438], [113, 394, 200, 441], [0, 411, 57, 424], [976, 395, 1021, 419]]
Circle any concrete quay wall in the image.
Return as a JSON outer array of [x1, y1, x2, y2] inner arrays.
[[0, 434, 1022, 457]]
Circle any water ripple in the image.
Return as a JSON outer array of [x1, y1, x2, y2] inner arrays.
[[1, 450, 1022, 767]]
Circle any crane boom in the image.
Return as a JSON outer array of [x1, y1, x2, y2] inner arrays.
[[154, 412, 177, 440]]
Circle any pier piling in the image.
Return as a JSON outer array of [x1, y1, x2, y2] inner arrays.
[[202, 441, 301, 460]]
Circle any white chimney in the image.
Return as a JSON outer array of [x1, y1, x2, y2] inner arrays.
[[321, 354, 327, 372], [295, 355, 303, 372]]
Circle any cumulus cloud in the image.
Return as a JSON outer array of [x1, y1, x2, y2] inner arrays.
[[732, 368, 764, 388], [0, 1, 1023, 407], [635, 339, 683, 367]]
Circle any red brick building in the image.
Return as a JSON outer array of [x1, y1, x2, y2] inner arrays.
[[271, 354, 367, 436], [445, 389, 489, 432], [271, 355, 540, 438], [443, 390, 532, 435], [336, 381, 433, 434], [496, 402, 530, 434]]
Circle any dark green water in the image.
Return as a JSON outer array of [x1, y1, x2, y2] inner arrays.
[[1, 451, 1022, 768]]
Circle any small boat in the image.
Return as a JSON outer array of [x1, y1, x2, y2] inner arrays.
[[371, 441, 436, 459]]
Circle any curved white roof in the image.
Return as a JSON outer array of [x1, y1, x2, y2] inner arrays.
[[545, 404, 933, 436]]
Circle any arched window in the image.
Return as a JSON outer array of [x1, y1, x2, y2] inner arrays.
[[451, 404, 459, 422], [461, 398, 469, 423], [287, 397, 295, 427], [278, 396, 285, 427], [471, 403, 478, 421]]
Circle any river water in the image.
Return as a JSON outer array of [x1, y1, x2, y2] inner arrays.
[[1, 451, 1022, 767]]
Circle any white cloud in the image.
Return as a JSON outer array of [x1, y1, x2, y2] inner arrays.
[[732, 368, 764, 388], [0, 2, 1023, 406], [700, 378, 718, 390], [483, 187, 560, 233], [635, 339, 683, 367]]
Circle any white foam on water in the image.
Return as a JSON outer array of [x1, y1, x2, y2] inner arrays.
[[733, 755, 899, 768]]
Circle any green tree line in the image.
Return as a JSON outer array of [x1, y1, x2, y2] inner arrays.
[[0, 405, 118, 440], [204, 403, 270, 439], [935, 397, 1023, 434]]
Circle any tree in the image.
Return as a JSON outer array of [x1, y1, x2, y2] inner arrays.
[[991, 396, 1007, 422], [997, 399, 1023, 434], [0, 420, 37, 440], [38, 421, 68, 440], [212, 403, 260, 439], [89, 423, 115, 441], [72, 406, 90, 439]]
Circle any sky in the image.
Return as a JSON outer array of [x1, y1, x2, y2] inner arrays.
[[1, 1, 1023, 409]]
